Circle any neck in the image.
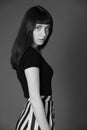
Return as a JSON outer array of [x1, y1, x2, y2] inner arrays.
[[32, 44, 41, 54], [32, 44, 38, 49]]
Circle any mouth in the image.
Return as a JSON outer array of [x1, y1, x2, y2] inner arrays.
[[39, 39, 45, 41], [39, 37, 46, 40]]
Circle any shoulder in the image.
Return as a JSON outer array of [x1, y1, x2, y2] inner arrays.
[[20, 47, 41, 70]]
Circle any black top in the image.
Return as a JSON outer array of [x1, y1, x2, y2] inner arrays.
[[16, 46, 54, 98]]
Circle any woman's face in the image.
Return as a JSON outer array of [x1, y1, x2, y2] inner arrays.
[[33, 23, 50, 47]]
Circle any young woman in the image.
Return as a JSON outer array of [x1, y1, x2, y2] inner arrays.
[[10, 5, 55, 130]]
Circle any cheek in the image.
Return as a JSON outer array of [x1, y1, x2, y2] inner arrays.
[[33, 31, 36, 39], [33, 31, 39, 42]]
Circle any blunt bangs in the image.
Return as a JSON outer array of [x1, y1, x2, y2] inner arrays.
[[35, 15, 52, 26], [26, 5, 53, 27]]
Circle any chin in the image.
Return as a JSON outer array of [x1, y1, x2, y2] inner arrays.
[[37, 42, 44, 46]]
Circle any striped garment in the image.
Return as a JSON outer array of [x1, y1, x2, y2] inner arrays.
[[15, 95, 55, 130]]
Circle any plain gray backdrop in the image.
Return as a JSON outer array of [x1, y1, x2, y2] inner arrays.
[[0, 0, 87, 130]]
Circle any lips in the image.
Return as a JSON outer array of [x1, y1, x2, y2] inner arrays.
[[39, 37, 46, 40], [39, 39, 45, 41]]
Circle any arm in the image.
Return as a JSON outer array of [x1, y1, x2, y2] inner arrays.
[[24, 67, 51, 130]]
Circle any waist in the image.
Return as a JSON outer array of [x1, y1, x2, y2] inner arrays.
[[27, 95, 52, 102]]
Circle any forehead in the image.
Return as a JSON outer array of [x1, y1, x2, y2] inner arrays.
[[35, 23, 49, 27]]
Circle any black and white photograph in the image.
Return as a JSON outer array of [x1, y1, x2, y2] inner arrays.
[[0, 0, 87, 130]]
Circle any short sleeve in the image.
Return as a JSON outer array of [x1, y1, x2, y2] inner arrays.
[[21, 47, 41, 70]]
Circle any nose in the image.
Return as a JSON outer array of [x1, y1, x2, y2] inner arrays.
[[41, 28, 47, 38]]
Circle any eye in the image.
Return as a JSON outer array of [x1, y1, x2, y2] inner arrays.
[[45, 26, 50, 35], [46, 25, 50, 31], [35, 25, 42, 30]]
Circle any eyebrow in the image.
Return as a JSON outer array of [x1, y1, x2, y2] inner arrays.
[[36, 24, 49, 27], [36, 24, 42, 27]]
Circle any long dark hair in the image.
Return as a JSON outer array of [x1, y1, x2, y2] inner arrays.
[[10, 5, 53, 70]]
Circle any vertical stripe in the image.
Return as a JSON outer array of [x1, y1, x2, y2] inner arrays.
[[47, 100, 50, 124], [15, 101, 29, 130], [38, 126, 41, 130], [23, 121, 28, 130], [18, 104, 30, 130], [16, 102, 30, 130], [15, 95, 55, 130], [45, 96, 51, 116], [20, 101, 29, 118], [30, 112, 35, 130], [45, 99, 48, 116], [34, 120, 38, 130], [20, 110, 29, 130], [27, 105, 33, 130], [52, 100, 55, 130], [49, 101, 52, 129]]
